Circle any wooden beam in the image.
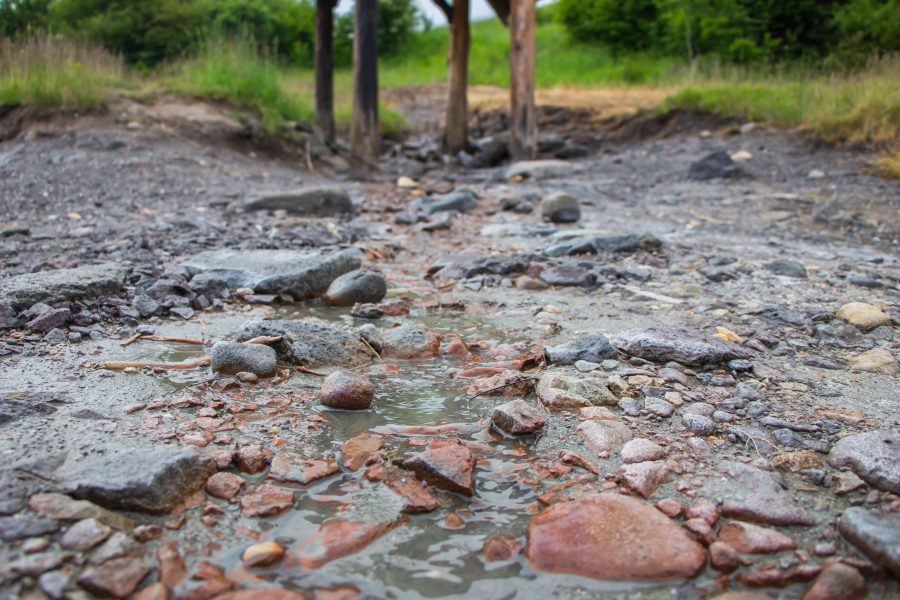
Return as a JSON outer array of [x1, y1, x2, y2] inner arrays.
[[431, 0, 453, 22], [486, 0, 510, 25], [315, 0, 337, 144], [350, 0, 380, 165], [444, 0, 470, 154], [509, 0, 536, 160]]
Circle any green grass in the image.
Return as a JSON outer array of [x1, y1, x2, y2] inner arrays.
[[0, 35, 125, 107]]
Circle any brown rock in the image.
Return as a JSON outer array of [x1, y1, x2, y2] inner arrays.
[[340, 434, 384, 470], [267, 453, 339, 486], [835, 302, 891, 331], [711, 594, 774, 600], [60, 518, 111, 551], [216, 589, 309, 600], [404, 443, 476, 496], [684, 517, 716, 545], [379, 466, 440, 513], [737, 564, 821, 588], [775, 450, 822, 473], [241, 540, 285, 568], [236, 445, 271, 474], [525, 494, 707, 580], [319, 370, 375, 409], [801, 562, 867, 600], [618, 460, 670, 498], [685, 499, 720, 526], [576, 420, 632, 453], [483, 535, 522, 562], [654, 498, 684, 518], [77, 556, 152, 598], [156, 540, 187, 588], [709, 541, 750, 573], [208, 448, 234, 470], [205, 472, 245, 500], [131, 582, 171, 600], [27, 493, 133, 530], [89, 532, 140, 565], [294, 519, 398, 570], [240, 484, 294, 518], [717, 521, 796, 553]]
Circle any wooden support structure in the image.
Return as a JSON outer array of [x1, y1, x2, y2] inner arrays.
[[443, 0, 470, 154], [508, 0, 536, 160], [315, 0, 337, 144], [350, 0, 380, 165]]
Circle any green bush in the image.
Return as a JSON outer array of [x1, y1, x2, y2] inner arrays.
[[557, 0, 659, 54]]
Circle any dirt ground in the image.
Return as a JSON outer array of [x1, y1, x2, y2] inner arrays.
[[1, 88, 898, 600]]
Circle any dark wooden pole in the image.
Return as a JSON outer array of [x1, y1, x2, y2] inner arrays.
[[444, 0, 470, 154], [509, 0, 536, 160], [315, 0, 337, 144], [350, 0, 380, 165]]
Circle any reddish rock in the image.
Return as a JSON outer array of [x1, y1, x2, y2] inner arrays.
[[719, 462, 815, 526], [737, 564, 821, 588], [383, 469, 440, 513], [655, 498, 684, 518], [61, 518, 112, 551], [205, 472, 245, 500], [404, 443, 476, 496], [717, 521, 797, 554], [208, 448, 234, 470], [483, 535, 522, 562], [267, 453, 339, 486], [131, 582, 171, 600], [621, 439, 667, 464], [685, 499, 720, 526], [179, 560, 234, 599], [525, 494, 707, 580], [236, 445, 271, 474], [618, 460, 670, 498], [156, 540, 187, 588], [294, 519, 398, 569], [89, 532, 140, 565], [239, 484, 294, 518], [801, 562, 867, 600], [709, 541, 750, 573], [216, 590, 309, 600], [77, 556, 152, 598], [576, 420, 632, 453], [491, 399, 545, 434], [684, 517, 716, 545], [468, 371, 534, 399], [340, 434, 384, 470], [557, 450, 599, 474], [319, 370, 375, 410]]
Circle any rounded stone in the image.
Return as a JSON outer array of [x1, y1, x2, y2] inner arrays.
[[835, 302, 891, 332], [319, 370, 375, 410], [682, 413, 716, 436], [210, 342, 278, 378], [540, 192, 581, 223], [322, 270, 387, 307]]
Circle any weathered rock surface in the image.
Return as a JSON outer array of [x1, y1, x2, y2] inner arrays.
[[491, 399, 545, 435], [801, 562, 867, 600], [576, 420, 633, 453], [505, 160, 574, 180], [610, 327, 750, 366], [0, 263, 126, 313], [544, 232, 663, 258], [838, 507, 900, 576], [210, 341, 278, 377], [850, 348, 898, 374], [267, 454, 339, 486], [240, 484, 294, 518], [60, 518, 112, 551], [835, 302, 892, 331], [767, 259, 807, 278], [341, 434, 384, 470], [204, 472, 245, 500], [380, 323, 441, 359], [416, 189, 477, 214], [404, 444, 476, 496], [716, 462, 815, 526], [541, 192, 581, 223], [544, 335, 616, 365], [181, 248, 360, 298], [537, 372, 617, 410], [244, 186, 353, 216], [294, 518, 398, 569], [77, 556, 151, 598], [621, 438, 667, 464], [717, 521, 796, 553], [525, 494, 707, 580], [237, 318, 372, 367], [618, 460, 670, 497], [53, 447, 216, 514], [687, 150, 742, 180], [319, 370, 375, 410], [322, 270, 387, 307], [828, 430, 900, 494]]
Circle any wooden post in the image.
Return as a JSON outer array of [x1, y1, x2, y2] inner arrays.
[[315, 0, 336, 144], [509, 0, 536, 160], [444, 0, 470, 154], [350, 0, 380, 166]]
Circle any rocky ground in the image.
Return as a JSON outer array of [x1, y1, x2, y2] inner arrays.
[[0, 94, 898, 600]]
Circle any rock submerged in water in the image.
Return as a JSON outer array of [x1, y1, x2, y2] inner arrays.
[[319, 370, 375, 410], [0, 262, 126, 313], [209, 341, 278, 378], [828, 430, 900, 494], [181, 248, 360, 299], [544, 334, 616, 365], [610, 326, 749, 367], [322, 270, 387, 307], [525, 494, 706, 580], [540, 192, 581, 223], [244, 186, 353, 216], [237, 318, 373, 368]]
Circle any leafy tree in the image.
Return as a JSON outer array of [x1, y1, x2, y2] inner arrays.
[[0, 0, 53, 37], [557, 0, 660, 54]]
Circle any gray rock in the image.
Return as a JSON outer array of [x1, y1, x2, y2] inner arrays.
[[26, 308, 70, 333], [417, 189, 477, 214], [210, 341, 278, 378], [0, 514, 60, 541], [492, 399, 545, 435], [38, 570, 70, 599], [0, 263, 126, 313], [188, 272, 230, 299], [541, 192, 581, 223], [544, 233, 663, 258], [180, 248, 360, 298], [244, 186, 353, 216], [621, 438, 666, 464], [767, 259, 807, 278], [610, 327, 750, 366], [505, 159, 574, 180], [380, 322, 440, 359], [539, 263, 595, 287], [687, 150, 742, 180], [0, 395, 56, 425], [699, 266, 738, 282], [55, 447, 216, 514], [237, 318, 372, 367], [322, 270, 387, 307], [545, 335, 616, 365], [828, 430, 900, 494], [130, 294, 160, 318], [576, 420, 633, 453], [645, 397, 675, 418], [839, 507, 900, 576], [682, 413, 716, 436], [716, 462, 815, 526]]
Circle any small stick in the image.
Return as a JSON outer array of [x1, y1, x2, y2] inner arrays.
[[99, 356, 212, 371], [244, 335, 283, 345], [121, 335, 206, 347], [121, 332, 142, 346], [360, 337, 384, 363], [295, 366, 329, 376]]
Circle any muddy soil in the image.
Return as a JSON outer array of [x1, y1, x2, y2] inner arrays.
[[0, 94, 898, 600]]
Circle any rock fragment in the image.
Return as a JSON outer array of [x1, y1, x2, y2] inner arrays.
[[491, 399, 545, 435], [541, 192, 580, 223], [322, 270, 387, 306], [244, 187, 353, 216], [210, 341, 278, 377], [835, 302, 891, 331], [838, 507, 900, 576], [610, 327, 749, 366], [319, 370, 375, 410], [828, 430, 900, 494], [404, 444, 476, 496]]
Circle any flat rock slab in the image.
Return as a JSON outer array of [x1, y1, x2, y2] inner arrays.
[[0, 262, 126, 313], [52, 447, 215, 514], [244, 187, 353, 216], [526, 494, 706, 580], [237, 318, 372, 368], [404, 444, 476, 496], [838, 507, 900, 577], [610, 327, 750, 367], [181, 248, 360, 298], [828, 430, 900, 494], [715, 462, 816, 526]]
